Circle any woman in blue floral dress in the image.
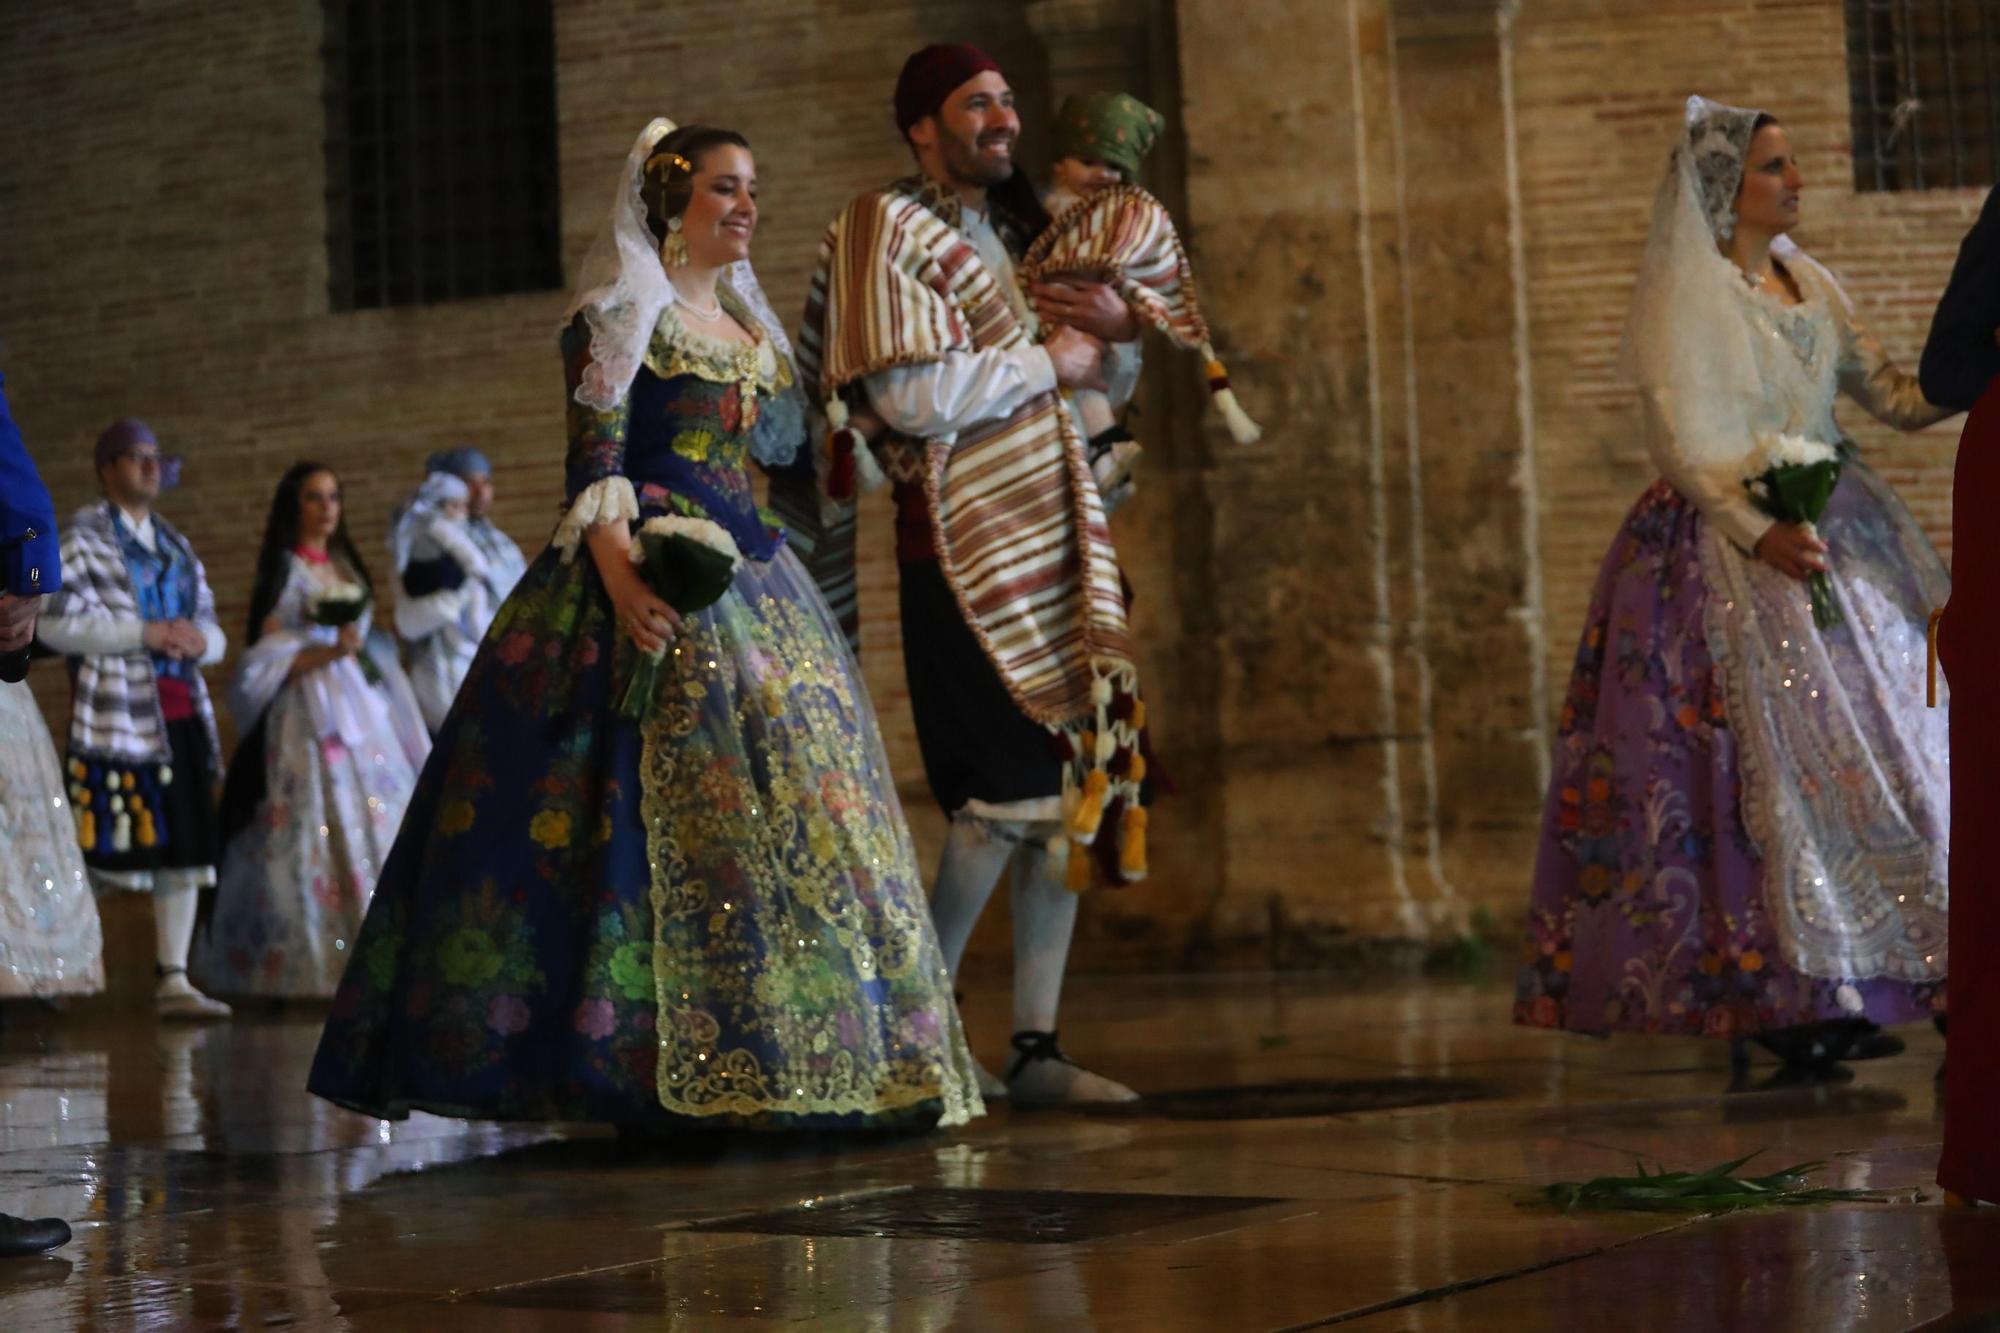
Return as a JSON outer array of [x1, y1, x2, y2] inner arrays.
[[307, 120, 983, 1132]]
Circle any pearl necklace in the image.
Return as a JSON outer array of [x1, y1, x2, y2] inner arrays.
[[675, 293, 724, 321]]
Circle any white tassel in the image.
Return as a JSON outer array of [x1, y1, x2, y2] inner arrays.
[[1213, 384, 1263, 445], [113, 813, 132, 853], [853, 441, 889, 495], [1200, 340, 1263, 445], [824, 397, 850, 430]]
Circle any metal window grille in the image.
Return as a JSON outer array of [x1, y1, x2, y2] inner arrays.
[[323, 0, 563, 311], [1847, 0, 2000, 192]]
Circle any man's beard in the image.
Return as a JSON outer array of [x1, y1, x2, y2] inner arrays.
[[940, 127, 1016, 188]]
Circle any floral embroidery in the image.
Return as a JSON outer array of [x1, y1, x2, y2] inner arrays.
[[529, 810, 573, 850], [1515, 480, 1944, 1038]]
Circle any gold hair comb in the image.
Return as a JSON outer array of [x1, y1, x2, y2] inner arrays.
[[645, 150, 693, 176]]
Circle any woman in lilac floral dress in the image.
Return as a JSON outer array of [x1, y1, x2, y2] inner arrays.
[[1515, 98, 1952, 1071], [307, 120, 982, 1132]]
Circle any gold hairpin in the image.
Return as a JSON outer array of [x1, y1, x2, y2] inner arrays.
[[645, 150, 693, 176]]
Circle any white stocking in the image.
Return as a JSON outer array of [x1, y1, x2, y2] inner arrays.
[[1009, 837, 1076, 1034], [1004, 838, 1138, 1106], [928, 814, 1018, 980], [153, 879, 201, 974]]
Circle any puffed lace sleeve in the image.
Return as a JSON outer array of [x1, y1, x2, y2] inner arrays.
[[553, 312, 639, 561]]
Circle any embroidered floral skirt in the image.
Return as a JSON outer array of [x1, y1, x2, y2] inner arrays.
[[1516, 471, 1947, 1040], [307, 539, 983, 1130]]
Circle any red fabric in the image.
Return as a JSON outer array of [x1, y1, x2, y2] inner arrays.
[[292, 543, 332, 565], [1940, 378, 2000, 1203], [893, 43, 1001, 135], [155, 676, 195, 723], [892, 478, 937, 564]]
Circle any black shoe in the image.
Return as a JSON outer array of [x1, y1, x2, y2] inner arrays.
[[1754, 1019, 1868, 1070], [0, 1213, 70, 1258], [1844, 1028, 1906, 1061]]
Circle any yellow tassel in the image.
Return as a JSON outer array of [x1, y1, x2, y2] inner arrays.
[[1119, 806, 1149, 882], [1131, 700, 1147, 732], [1129, 753, 1147, 785], [1065, 838, 1093, 892], [137, 812, 157, 849], [1067, 768, 1109, 843], [80, 810, 96, 849]]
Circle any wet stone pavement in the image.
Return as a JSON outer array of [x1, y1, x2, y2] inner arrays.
[[0, 974, 1993, 1330]]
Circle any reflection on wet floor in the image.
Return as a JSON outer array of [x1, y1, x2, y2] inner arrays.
[[0, 974, 1993, 1330]]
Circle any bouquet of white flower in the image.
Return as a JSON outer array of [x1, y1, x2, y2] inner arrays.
[[306, 581, 380, 681], [1744, 434, 1843, 631], [307, 580, 370, 628], [617, 516, 742, 722]]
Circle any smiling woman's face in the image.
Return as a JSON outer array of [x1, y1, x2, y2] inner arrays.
[[675, 144, 758, 269]]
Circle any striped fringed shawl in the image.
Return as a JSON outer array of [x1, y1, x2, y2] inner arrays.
[[1019, 185, 1261, 446], [44, 504, 222, 771], [795, 179, 1149, 878], [1020, 185, 1211, 349]]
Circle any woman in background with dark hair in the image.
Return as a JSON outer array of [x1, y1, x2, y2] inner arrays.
[[195, 462, 427, 999], [307, 119, 981, 1136]]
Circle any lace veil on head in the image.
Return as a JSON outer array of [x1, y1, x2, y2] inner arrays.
[[560, 117, 803, 423], [1620, 95, 1794, 473]]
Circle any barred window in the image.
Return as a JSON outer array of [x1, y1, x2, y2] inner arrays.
[[323, 0, 563, 310], [1846, 0, 2000, 192]]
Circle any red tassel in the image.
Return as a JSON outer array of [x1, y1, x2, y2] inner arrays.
[[827, 427, 860, 501]]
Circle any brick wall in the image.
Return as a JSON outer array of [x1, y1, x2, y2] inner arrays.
[[0, 0, 1052, 984], [1512, 0, 1977, 691], [0, 12, 1049, 787]]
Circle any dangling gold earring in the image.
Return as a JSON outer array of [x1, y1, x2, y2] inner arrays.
[[662, 216, 689, 267]]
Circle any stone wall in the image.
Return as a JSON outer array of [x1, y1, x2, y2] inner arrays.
[[1, 0, 1972, 984]]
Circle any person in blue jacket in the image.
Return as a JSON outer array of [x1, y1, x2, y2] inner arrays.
[[0, 371, 58, 679], [0, 370, 79, 1259]]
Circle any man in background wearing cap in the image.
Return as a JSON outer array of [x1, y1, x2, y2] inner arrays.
[[389, 448, 525, 733], [795, 44, 1147, 1106], [38, 420, 231, 1020]]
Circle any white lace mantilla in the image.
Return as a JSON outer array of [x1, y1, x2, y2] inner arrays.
[[1697, 282, 1950, 983]]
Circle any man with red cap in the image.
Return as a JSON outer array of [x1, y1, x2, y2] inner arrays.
[[794, 44, 1149, 1106], [38, 420, 231, 1019]]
